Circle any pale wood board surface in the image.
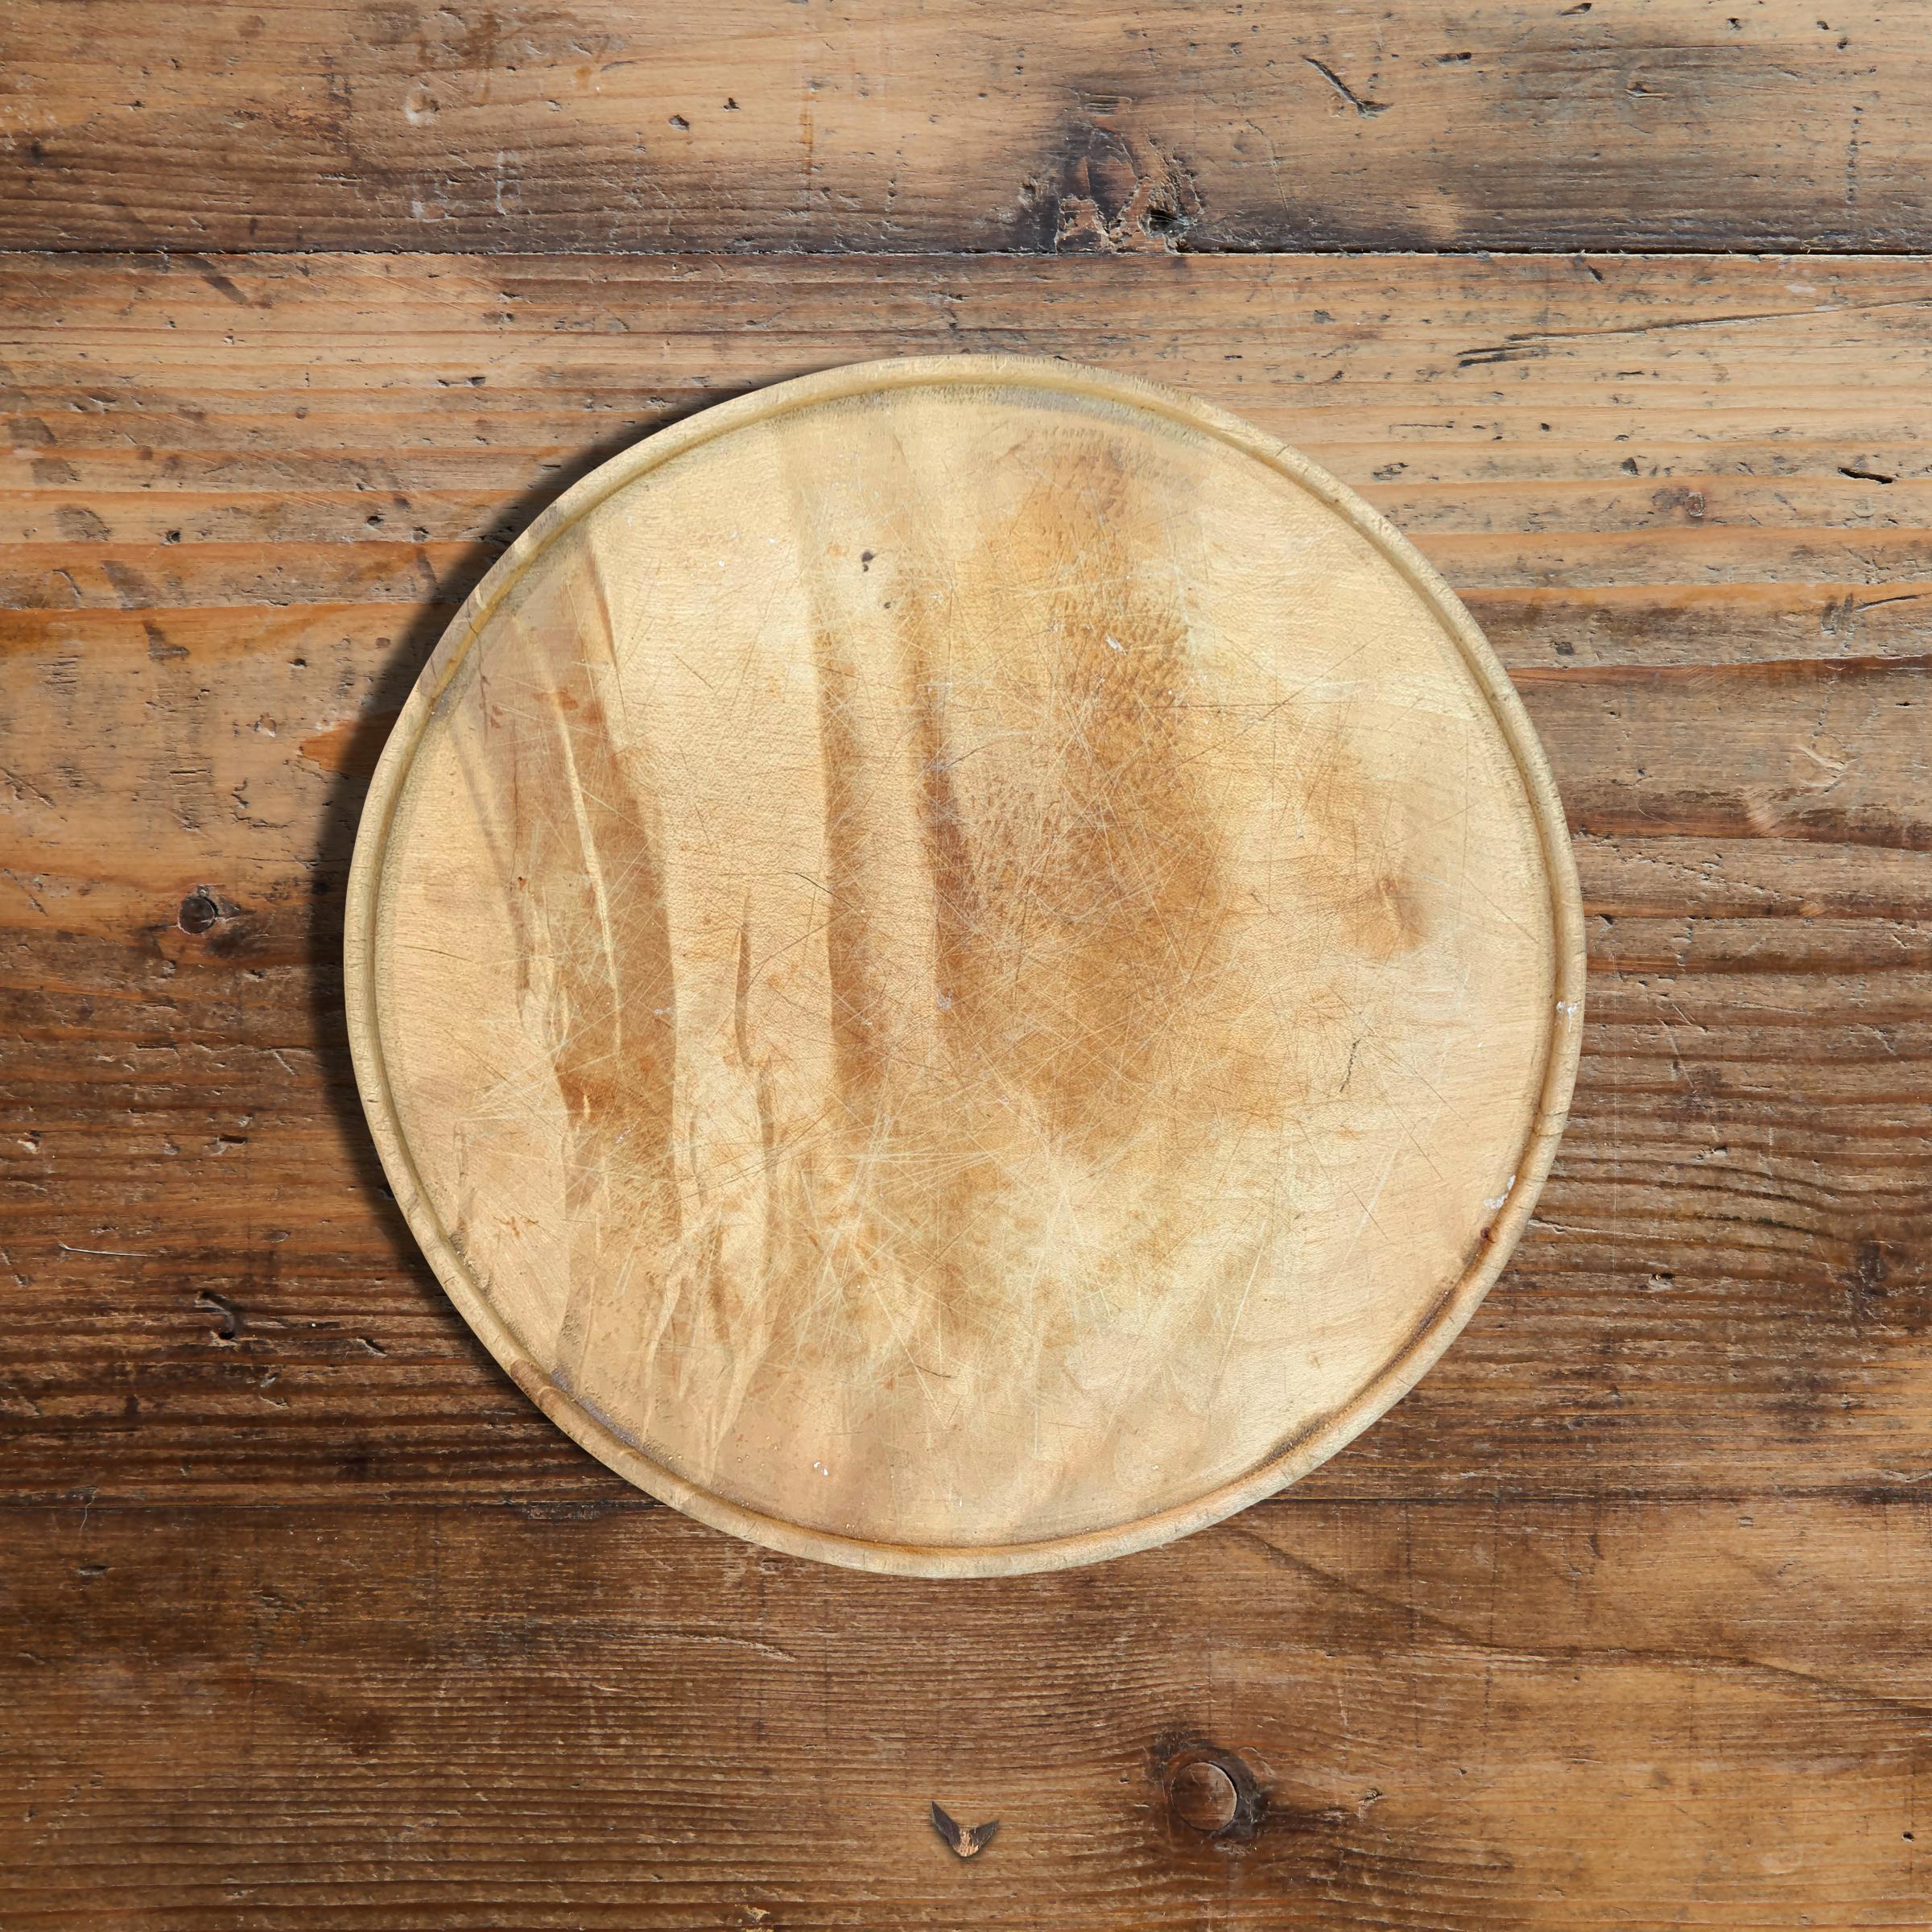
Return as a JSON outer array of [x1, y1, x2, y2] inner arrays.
[[346, 354, 1581, 1571], [2, 246, 1930, 1919]]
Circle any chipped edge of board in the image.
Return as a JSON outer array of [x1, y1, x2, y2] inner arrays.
[[344, 353, 1587, 1578]]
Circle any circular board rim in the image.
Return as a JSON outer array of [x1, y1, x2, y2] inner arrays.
[[344, 353, 1587, 1577]]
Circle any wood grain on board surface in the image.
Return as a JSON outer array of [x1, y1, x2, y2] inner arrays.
[[0, 0, 1922, 256], [3, 237, 1931, 1918], [3, 250, 1928, 1512], [4, 1499, 1929, 1929]]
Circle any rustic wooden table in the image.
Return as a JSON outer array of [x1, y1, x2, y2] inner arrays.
[[3, 5, 1930, 1926]]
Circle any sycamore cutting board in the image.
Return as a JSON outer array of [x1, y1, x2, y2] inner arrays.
[[345, 356, 1583, 1576]]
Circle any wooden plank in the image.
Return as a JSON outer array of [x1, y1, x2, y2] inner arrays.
[[2, 1496, 1928, 1927], [3, 250, 1930, 1505], [0, 1, 1926, 256]]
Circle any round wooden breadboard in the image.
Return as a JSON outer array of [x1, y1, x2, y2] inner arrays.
[[345, 356, 1584, 1577]]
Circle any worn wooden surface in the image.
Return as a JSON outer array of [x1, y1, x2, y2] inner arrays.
[[2, 0, 1928, 255], [6, 250, 1930, 1509], [348, 353, 1581, 1573], [4, 248, 1930, 1921], [6, 1498, 1930, 1929], [5, 0, 1932, 1914]]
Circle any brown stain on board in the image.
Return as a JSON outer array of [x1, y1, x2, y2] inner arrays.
[[476, 554, 683, 1395], [811, 625, 895, 1113], [1297, 762, 1432, 964], [919, 450, 1278, 1151]]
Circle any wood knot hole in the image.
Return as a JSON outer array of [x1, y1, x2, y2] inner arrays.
[[178, 890, 221, 935], [1169, 1757, 1240, 1834]]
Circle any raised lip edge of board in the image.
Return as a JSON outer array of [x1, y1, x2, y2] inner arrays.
[[342, 352, 1588, 1578]]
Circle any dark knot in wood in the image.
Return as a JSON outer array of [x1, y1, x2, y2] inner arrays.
[[1170, 1758, 1241, 1833]]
